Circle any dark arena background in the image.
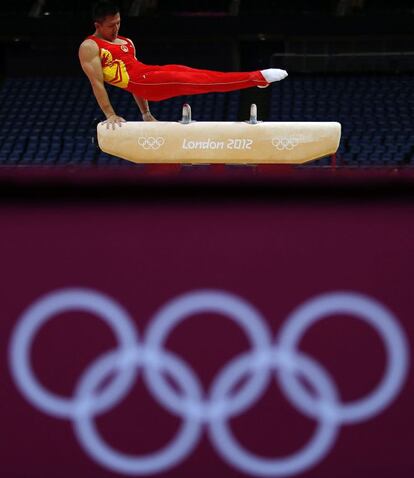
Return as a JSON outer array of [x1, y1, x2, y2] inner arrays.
[[1, 2, 414, 478]]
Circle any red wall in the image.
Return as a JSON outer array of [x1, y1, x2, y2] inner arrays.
[[1, 198, 413, 478]]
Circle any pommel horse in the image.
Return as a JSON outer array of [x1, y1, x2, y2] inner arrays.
[[97, 104, 341, 165]]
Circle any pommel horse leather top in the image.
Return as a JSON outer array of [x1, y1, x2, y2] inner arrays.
[[97, 104, 341, 165]]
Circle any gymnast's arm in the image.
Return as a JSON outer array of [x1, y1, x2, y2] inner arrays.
[[132, 94, 157, 121], [78, 39, 125, 129]]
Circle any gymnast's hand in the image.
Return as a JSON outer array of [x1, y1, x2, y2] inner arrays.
[[142, 112, 157, 122], [104, 114, 126, 130]]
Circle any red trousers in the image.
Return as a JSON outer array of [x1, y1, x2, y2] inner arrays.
[[126, 64, 267, 101]]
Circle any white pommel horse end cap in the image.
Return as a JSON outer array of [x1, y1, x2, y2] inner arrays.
[[97, 119, 342, 165]]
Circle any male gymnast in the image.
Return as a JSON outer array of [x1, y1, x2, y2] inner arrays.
[[79, 1, 288, 128]]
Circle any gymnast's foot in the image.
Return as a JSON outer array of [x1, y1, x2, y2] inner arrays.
[[258, 68, 288, 87]]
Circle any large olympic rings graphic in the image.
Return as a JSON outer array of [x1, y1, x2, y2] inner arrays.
[[9, 289, 409, 476], [138, 136, 165, 150], [272, 137, 300, 151]]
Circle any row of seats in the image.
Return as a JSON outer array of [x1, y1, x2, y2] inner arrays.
[[269, 74, 414, 166], [0, 74, 412, 167], [0, 77, 240, 165]]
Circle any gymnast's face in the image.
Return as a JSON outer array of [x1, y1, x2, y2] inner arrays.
[[95, 13, 121, 42]]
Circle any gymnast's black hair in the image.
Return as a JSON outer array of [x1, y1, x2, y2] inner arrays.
[[92, 1, 120, 23]]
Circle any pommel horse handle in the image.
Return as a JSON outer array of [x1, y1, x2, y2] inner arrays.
[[249, 104, 258, 124], [180, 104, 193, 124]]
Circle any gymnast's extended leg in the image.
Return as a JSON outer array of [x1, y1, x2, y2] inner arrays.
[[127, 65, 288, 101]]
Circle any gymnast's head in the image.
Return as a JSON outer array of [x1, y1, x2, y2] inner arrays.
[[92, 1, 121, 42]]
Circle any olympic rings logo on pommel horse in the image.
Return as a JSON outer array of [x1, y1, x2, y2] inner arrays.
[[9, 289, 410, 477], [138, 136, 166, 150], [272, 137, 300, 150]]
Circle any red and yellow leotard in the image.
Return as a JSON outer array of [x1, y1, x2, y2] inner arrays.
[[87, 34, 268, 101], [87, 35, 139, 90]]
